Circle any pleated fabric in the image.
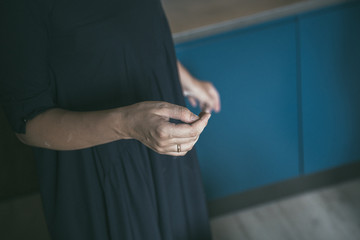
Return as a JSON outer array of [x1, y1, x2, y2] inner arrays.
[[0, 0, 212, 239]]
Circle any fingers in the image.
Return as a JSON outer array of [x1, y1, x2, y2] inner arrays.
[[188, 96, 197, 108], [166, 136, 198, 145], [184, 91, 197, 107], [202, 84, 221, 113], [201, 103, 211, 113], [149, 114, 210, 156], [186, 81, 221, 113], [210, 86, 221, 113], [165, 123, 197, 138], [157, 103, 199, 123], [160, 140, 196, 154], [163, 112, 210, 138], [191, 112, 211, 133], [155, 135, 200, 156], [204, 83, 220, 112], [138, 101, 212, 156]]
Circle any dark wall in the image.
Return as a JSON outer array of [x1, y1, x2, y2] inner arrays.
[[0, 109, 39, 200]]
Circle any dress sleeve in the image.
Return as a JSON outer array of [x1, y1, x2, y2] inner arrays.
[[0, 0, 56, 134]]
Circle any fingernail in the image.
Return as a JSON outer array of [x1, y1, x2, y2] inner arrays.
[[191, 115, 199, 121], [204, 107, 211, 113]]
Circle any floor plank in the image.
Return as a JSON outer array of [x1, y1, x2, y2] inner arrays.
[[211, 178, 360, 240]]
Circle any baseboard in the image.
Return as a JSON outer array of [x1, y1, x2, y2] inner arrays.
[[208, 161, 360, 218]]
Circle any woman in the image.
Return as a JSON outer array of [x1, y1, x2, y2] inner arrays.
[[0, 0, 220, 239]]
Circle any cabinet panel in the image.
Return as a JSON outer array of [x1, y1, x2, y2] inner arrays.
[[300, 2, 360, 174], [176, 20, 299, 200]]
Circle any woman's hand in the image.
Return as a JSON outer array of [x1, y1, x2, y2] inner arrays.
[[122, 101, 211, 156], [15, 101, 209, 153], [183, 80, 221, 113], [177, 61, 221, 113]]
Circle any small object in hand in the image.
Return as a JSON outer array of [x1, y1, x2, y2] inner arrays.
[[202, 103, 211, 113]]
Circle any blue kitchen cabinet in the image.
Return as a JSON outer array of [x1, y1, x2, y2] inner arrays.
[[176, 19, 300, 200], [300, 2, 360, 174]]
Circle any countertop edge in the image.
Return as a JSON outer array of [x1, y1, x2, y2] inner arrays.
[[172, 0, 352, 44]]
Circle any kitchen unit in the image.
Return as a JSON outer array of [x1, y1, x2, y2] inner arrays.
[[163, 0, 360, 213]]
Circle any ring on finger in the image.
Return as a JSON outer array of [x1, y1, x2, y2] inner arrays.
[[177, 144, 181, 153]]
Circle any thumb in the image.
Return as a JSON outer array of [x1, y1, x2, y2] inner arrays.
[[192, 112, 211, 132]]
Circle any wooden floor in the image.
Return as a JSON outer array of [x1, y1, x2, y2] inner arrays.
[[211, 178, 360, 240], [1, 178, 360, 240]]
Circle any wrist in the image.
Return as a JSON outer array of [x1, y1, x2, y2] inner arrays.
[[182, 77, 201, 96], [108, 106, 133, 140], [177, 61, 198, 92]]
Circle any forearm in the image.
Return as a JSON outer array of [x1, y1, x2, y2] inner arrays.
[[16, 107, 130, 151], [177, 61, 196, 92]]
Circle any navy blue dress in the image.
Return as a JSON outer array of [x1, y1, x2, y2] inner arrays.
[[0, 0, 212, 239]]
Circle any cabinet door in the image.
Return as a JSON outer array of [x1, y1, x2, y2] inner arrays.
[[176, 19, 299, 200], [300, 2, 360, 174]]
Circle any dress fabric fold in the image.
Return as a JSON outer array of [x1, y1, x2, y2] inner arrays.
[[0, 0, 212, 239]]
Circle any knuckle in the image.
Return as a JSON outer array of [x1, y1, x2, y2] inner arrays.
[[155, 126, 167, 139], [159, 130, 168, 139], [157, 141, 167, 148]]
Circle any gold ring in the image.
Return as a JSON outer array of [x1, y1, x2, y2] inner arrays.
[[177, 144, 181, 153]]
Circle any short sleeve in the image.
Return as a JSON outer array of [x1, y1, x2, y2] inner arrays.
[[0, 0, 56, 134]]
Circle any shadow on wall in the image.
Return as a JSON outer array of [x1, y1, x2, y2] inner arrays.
[[0, 109, 48, 239], [0, 194, 51, 240], [0, 108, 39, 200]]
